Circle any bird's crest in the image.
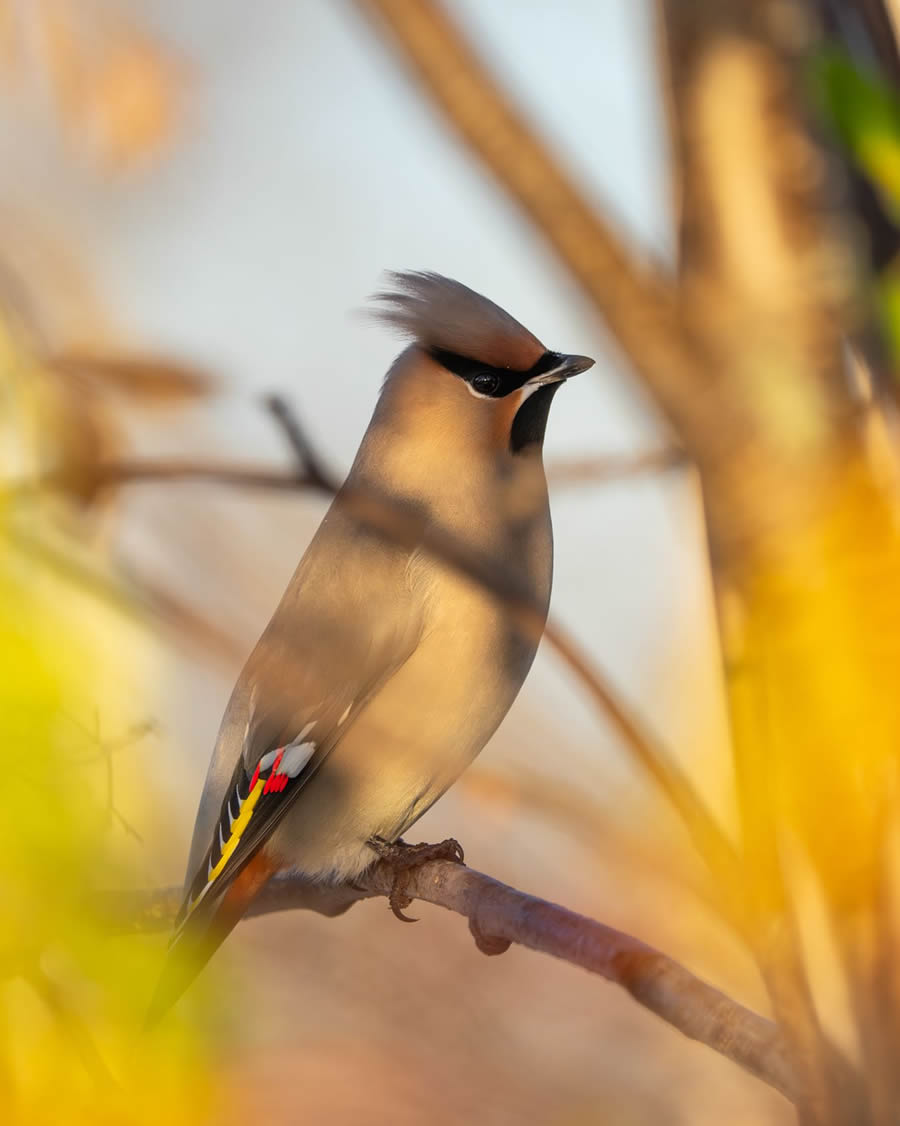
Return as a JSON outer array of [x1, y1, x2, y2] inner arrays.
[[370, 271, 545, 371]]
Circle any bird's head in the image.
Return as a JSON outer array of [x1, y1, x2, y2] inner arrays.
[[369, 271, 594, 460]]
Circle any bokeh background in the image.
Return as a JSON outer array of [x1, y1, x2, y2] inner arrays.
[[0, 2, 793, 1123]]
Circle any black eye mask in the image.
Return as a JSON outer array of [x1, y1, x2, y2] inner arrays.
[[429, 348, 565, 398]]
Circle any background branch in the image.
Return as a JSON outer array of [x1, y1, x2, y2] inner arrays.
[[11, 447, 686, 496]]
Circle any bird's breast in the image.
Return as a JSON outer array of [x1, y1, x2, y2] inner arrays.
[[266, 475, 553, 881]]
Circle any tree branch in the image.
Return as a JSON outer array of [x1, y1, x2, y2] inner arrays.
[[9, 447, 685, 496], [547, 447, 687, 487], [99, 858, 795, 1103]]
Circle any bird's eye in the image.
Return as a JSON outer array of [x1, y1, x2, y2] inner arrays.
[[471, 372, 501, 396]]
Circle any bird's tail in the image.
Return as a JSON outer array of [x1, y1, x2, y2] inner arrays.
[[145, 851, 275, 1028]]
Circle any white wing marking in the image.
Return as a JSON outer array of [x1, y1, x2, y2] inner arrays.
[[280, 740, 316, 778]]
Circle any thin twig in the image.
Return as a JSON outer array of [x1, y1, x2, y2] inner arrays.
[[97, 859, 795, 1103], [26, 968, 117, 1087], [91, 462, 314, 492], [7, 524, 246, 662], [547, 447, 688, 486], [4, 449, 684, 497], [263, 393, 335, 489], [542, 620, 741, 907]]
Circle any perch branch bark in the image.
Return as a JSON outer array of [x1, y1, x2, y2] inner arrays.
[[99, 859, 795, 1103]]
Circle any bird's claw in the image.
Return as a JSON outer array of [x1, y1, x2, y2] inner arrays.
[[389, 887, 417, 923], [367, 836, 466, 923]]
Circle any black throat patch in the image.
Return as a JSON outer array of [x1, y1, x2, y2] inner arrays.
[[509, 382, 561, 453]]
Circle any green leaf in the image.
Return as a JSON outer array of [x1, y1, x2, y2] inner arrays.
[[809, 47, 900, 213]]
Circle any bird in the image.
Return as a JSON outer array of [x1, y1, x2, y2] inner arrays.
[[149, 271, 594, 1020]]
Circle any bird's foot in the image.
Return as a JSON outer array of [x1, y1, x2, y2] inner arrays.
[[367, 836, 465, 922]]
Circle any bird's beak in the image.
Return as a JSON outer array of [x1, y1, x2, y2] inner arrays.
[[525, 353, 595, 387]]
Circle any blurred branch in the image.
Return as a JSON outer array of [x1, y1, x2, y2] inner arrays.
[[661, 6, 876, 1122], [102, 858, 795, 1103], [547, 446, 687, 486], [462, 766, 723, 915], [39, 460, 321, 493], [7, 523, 246, 660], [660, 0, 858, 575], [264, 392, 335, 489], [26, 967, 116, 1087], [45, 352, 215, 404], [816, 0, 900, 90], [539, 619, 740, 903], [9, 448, 685, 496], [353, 0, 717, 452]]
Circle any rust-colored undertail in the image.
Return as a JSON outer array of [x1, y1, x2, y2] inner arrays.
[[145, 851, 276, 1027]]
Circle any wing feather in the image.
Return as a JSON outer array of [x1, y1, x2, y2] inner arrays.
[[173, 737, 316, 937]]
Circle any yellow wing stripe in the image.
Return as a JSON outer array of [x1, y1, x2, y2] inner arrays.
[[176, 777, 267, 933], [208, 778, 265, 885]]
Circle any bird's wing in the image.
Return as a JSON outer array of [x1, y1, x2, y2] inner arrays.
[[147, 519, 426, 1022], [171, 651, 401, 943], [173, 730, 316, 936], [148, 644, 417, 1025]]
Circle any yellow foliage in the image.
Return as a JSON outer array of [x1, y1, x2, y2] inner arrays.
[[0, 328, 222, 1123], [732, 453, 900, 915]]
